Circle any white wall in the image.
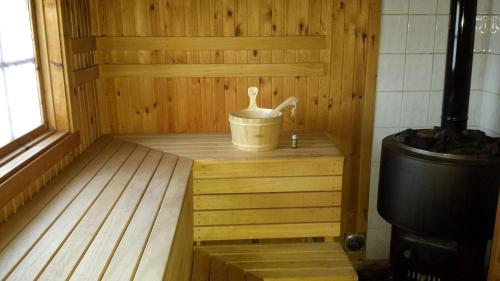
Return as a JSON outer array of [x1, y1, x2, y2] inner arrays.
[[366, 0, 500, 259]]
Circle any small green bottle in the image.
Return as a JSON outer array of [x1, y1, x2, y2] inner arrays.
[[291, 134, 298, 149]]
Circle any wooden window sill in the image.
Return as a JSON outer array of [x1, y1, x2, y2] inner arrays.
[[0, 129, 80, 207]]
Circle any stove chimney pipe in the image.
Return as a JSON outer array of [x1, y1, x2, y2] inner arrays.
[[441, 0, 477, 132]]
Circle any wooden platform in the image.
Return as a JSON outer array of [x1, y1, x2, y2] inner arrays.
[[117, 133, 342, 160], [192, 242, 358, 281], [119, 134, 345, 244], [0, 136, 193, 280]]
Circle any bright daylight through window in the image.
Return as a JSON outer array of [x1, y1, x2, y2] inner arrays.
[[0, 0, 43, 147]]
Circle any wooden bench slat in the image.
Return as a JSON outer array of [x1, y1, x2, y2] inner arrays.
[[248, 268, 358, 281], [195, 223, 340, 241], [6, 142, 136, 280], [194, 192, 341, 210], [229, 259, 353, 271], [0, 136, 113, 251], [0, 138, 120, 278], [70, 150, 163, 281], [38, 146, 150, 280], [193, 176, 342, 194], [193, 157, 343, 179], [101, 153, 178, 280], [194, 207, 341, 226], [198, 242, 340, 255], [133, 157, 193, 281]]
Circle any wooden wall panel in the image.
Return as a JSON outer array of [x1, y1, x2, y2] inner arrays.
[[88, 0, 381, 256], [93, 0, 334, 134], [60, 0, 101, 152]]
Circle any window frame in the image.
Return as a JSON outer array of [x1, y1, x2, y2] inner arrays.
[[0, 0, 48, 153]]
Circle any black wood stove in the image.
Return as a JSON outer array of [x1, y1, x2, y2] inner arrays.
[[377, 0, 500, 280]]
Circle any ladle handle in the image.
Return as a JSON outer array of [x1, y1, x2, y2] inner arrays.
[[247, 87, 259, 111], [273, 96, 298, 114]]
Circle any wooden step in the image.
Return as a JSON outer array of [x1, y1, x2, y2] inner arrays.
[[192, 242, 357, 281]]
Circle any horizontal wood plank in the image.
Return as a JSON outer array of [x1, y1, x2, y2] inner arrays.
[[193, 157, 343, 179], [96, 36, 327, 51], [0, 132, 80, 208], [0, 131, 65, 183], [194, 223, 340, 241], [0, 124, 48, 160], [69, 37, 97, 54], [99, 63, 327, 78], [193, 176, 342, 194], [198, 242, 342, 255], [194, 207, 340, 226], [0, 130, 55, 169], [72, 65, 99, 85], [193, 192, 341, 210]]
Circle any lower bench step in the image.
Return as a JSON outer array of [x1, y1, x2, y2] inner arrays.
[[192, 242, 358, 281]]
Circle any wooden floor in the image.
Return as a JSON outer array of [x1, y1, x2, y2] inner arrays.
[[0, 136, 192, 280], [192, 242, 358, 281]]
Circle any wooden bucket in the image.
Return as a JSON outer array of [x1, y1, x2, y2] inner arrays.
[[229, 87, 283, 152]]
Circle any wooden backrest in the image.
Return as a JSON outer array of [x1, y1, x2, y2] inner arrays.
[[191, 156, 344, 242]]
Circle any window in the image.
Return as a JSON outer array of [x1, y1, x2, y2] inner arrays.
[[0, 0, 43, 147]]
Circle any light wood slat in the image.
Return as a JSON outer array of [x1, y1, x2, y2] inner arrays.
[[193, 157, 343, 179], [194, 192, 341, 210], [96, 36, 327, 50], [194, 222, 340, 241], [194, 207, 340, 226], [0, 136, 113, 253], [116, 133, 343, 161], [68, 37, 97, 54], [133, 158, 193, 281], [198, 242, 342, 255], [0, 125, 48, 160], [69, 150, 163, 281], [4, 142, 135, 280], [0, 127, 50, 167], [72, 65, 99, 86], [247, 267, 358, 281], [229, 259, 352, 271], [193, 176, 342, 194], [100, 153, 178, 280], [0, 131, 66, 183], [202, 249, 342, 262], [0, 130, 54, 169], [0, 132, 81, 208], [99, 63, 327, 78], [38, 146, 150, 280]]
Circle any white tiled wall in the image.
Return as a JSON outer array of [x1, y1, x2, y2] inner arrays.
[[366, 0, 500, 259]]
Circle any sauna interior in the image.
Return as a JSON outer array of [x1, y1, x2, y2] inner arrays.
[[1, 0, 500, 280]]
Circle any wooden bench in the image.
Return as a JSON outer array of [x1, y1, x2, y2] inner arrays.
[[0, 136, 193, 280], [0, 133, 357, 280], [118, 134, 357, 281]]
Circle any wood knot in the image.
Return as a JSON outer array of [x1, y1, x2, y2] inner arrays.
[[227, 10, 233, 17], [253, 50, 258, 56], [235, 25, 242, 36], [224, 84, 229, 90], [273, 90, 278, 96], [149, 4, 155, 11]]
